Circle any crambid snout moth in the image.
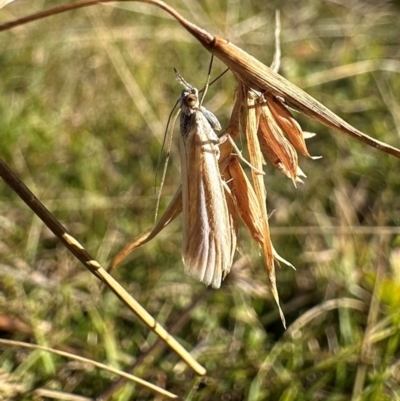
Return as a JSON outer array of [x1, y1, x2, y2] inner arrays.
[[176, 72, 236, 289]]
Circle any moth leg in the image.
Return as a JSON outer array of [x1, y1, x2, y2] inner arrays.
[[219, 133, 264, 175]]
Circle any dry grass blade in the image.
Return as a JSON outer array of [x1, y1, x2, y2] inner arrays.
[[239, 84, 286, 327], [253, 91, 315, 184], [96, 289, 211, 400], [283, 298, 367, 340], [203, 39, 400, 158], [226, 157, 263, 244], [1, 2, 399, 158], [267, 93, 311, 158], [257, 99, 299, 184], [0, 339, 178, 399], [109, 187, 182, 270], [222, 172, 239, 268], [0, 158, 205, 376]]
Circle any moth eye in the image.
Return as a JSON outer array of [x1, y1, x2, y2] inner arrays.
[[185, 94, 197, 108]]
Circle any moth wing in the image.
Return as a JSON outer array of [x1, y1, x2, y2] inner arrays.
[[180, 112, 234, 288], [200, 106, 222, 131]]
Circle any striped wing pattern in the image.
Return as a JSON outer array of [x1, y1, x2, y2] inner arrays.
[[180, 110, 234, 288]]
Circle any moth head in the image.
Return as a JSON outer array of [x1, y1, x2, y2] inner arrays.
[[182, 89, 199, 109], [175, 69, 200, 109]]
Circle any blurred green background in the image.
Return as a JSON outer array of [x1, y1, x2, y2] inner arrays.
[[1, 0, 400, 400]]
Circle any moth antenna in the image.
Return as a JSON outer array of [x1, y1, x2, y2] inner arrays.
[[206, 68, 229, 88], [174, 68, 194, 91], [199, 55, 214, 106], [155, 97, 180, 192], [154, 107, 181, 223]]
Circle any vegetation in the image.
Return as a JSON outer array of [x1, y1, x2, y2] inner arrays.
[[0, 0, 400, 399]]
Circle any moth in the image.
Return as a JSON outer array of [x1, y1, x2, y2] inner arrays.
[[177, 73, 236, 288]]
